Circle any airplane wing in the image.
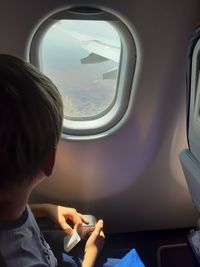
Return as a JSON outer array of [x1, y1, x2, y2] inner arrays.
[[81, 40, 120, 62], [59, 28, 120, 62], [55, 24, 120, 79]]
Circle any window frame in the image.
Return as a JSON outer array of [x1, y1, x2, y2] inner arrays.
[[29, 7, 137, 140], [188, 35, 200, 159]]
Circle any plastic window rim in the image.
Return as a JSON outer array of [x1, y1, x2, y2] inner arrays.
[[29, 8, 136, 140], [190, 39, 200, 134]]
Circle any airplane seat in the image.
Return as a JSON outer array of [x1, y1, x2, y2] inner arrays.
[[179, 24, 200, 219], [179, 25, 200, 266], [179, 149, 200, 214], [179, 150, 200, 266]]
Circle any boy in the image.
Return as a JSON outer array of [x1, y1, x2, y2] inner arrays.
[[0, 54, 104, 267]]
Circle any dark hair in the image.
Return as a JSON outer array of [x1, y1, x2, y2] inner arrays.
[[0, 54, 63, 189]]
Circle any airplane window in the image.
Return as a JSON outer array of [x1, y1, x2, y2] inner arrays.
[[40, 20, 121, 119], [30, 8, 136, 139]]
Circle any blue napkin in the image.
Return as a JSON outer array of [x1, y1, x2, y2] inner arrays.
[[103, 249, 146, 267]]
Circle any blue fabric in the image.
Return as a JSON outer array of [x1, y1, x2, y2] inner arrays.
[[62, 249, 146, 267], [102, 258, 121, 267], [0, 206, 57, 267], [103, 249, 146, 267], [115, 249, 145, 267], [62, 253, 78, 266]]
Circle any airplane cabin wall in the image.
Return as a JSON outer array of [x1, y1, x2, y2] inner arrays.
[[0, 0, 200, 233]]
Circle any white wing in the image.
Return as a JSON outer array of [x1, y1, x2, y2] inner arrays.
[[54, 24, 120, 79], [57, 27, 120, 62]]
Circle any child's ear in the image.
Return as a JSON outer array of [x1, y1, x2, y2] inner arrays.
[[41, 149, 56, 176]]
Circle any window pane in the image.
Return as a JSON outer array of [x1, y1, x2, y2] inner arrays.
[[40, 20, 121, 119]]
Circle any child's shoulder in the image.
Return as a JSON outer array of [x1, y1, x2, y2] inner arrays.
[[0, 206, 57, 267]]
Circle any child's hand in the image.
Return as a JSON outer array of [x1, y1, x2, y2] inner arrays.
[[82, 219, 105, 266], [44, 204, 89, 235]]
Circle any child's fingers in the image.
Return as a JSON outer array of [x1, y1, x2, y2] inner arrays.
[[100, 230, 105, 238], [68, 212, 84, 231], [59, 218, 73, 235], [78, 213, 89, 224], [93, 220, 104, 236]]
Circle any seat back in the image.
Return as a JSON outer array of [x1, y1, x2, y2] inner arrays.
[[180, 149, 200, 212]]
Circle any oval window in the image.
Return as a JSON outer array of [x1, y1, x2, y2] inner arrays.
[[30, 8, 137, 139]]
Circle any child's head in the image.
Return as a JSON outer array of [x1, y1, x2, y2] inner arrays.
[[0, 54, 63, 191]]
